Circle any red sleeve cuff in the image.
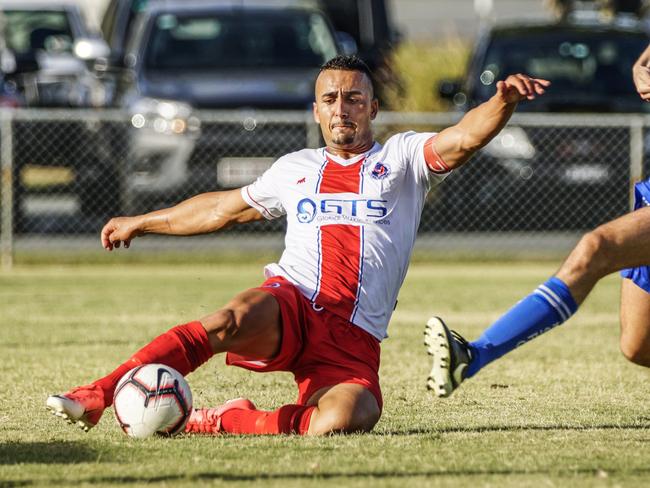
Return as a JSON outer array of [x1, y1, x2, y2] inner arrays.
[[423, 136, 451, 174]]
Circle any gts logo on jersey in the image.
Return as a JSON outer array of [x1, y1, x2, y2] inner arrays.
[[297, 197, 388, 224]]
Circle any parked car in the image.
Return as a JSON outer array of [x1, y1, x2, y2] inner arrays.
[[2, 1, 108, 108], [1, 2, 117, 232], [99, 0, 344, 104], [435, 16, 650, 231], [102, 0, 341, 213]]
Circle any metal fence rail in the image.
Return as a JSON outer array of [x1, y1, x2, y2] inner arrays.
[[0, 109, 648, 267]]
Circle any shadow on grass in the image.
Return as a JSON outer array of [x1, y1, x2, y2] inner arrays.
[[0, 441, 103, 465], [385, 421, 650, 436], [5, 467, 650, 486]]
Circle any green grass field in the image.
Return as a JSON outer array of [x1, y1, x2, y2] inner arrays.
[[1, 260, 649, 487]]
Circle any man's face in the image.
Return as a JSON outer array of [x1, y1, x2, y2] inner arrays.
[[313, 69, 378, 152]]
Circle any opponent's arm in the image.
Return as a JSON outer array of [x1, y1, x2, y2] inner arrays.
[[434, 74, 550, 169], [633, 44, 650, 101], [101, 188, 263, 250]]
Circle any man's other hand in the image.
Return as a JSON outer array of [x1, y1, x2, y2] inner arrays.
[[101, 217, 144, 250], [496, 74, 550, 104], [634, 64, 650, 101]]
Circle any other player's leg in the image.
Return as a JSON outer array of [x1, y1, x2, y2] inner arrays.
[[46, 288, 282, 431], [619, 275, 650, 366], [427, 205, 650, 397]]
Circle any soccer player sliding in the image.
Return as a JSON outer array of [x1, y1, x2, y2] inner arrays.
[[47, 55, 548, 435], [426, 44, 650, 399]]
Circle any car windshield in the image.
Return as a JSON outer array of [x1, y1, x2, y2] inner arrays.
[[3, 10, 74, 54], [474, 30, 648, 106], [144, 11, 338, 71]]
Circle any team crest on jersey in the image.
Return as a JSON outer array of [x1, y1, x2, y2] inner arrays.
[[297, 198, 318, 223], [370, 162, 390, 180]]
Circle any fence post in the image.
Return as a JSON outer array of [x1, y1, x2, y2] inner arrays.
[[0, 109, 13, 270], [629, 116, 644, 212], [306, 115, 321, 149]]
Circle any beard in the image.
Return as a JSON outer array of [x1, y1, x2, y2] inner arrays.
[[331, 133, 356, 145]]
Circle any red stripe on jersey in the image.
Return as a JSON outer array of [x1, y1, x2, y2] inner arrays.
[[423, 136, 451, 174], [319, 156, 363, 194], [318, 225, 361, 318], [315, 156, 364, 319]]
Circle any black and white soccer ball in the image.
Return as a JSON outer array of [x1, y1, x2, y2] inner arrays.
[[113, 363, 193, 439]]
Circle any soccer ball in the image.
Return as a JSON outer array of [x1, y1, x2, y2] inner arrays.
[[113, 363, 193, 439]]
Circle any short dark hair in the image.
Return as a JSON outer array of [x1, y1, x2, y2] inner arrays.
[[319, 55, 375, 95]]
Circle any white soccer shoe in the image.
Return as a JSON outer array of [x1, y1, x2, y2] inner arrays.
[[424, 316, 473, 398], [46, 384, 105, 432]]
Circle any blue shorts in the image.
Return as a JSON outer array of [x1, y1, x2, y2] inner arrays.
[[620, 179, 650, 293]]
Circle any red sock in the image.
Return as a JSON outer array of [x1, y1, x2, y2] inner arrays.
[[220, 405, 315, 435], [92, 321, 213, 406]]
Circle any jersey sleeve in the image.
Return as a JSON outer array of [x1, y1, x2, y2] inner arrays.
[[393, 131, 452, 188], [240, 158, 287, 220]]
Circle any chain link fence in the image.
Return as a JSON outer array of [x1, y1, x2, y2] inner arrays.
[[0, 109, 646, 266]]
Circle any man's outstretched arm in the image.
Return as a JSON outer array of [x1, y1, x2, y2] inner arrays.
[[633, 44, 650, 101], [434, 74, 550, 169], [101, 189, 263, 250]]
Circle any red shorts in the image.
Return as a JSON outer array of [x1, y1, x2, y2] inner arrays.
[[226, 276, 382, 410]]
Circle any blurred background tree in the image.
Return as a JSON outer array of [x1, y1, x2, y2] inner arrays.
[[383, 37, 469, 112]]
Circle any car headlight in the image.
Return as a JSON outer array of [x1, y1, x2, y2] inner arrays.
[[130, 97, 200, 135], [482, 127, 535, 160]]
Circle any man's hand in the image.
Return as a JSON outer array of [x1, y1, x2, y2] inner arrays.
[[496, 74, 550, 104], [434, 73, 550, 170], [101, 216, 145, 251], [634, 64, 650, 101]]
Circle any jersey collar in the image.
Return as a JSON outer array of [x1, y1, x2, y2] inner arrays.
[[323, 142, 381, 166]]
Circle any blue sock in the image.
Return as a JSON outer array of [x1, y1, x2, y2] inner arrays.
[[466, 276, 578, 378]]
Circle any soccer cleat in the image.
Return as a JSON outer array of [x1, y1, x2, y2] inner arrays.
[[46, 384, 106, 432], [424, 316, 473, 398], [184, 398, 256, 434]]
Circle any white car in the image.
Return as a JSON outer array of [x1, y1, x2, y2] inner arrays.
[[2, 1, 108, 107]]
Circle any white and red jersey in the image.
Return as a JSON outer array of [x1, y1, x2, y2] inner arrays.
[[241, 131, 450, 341]]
